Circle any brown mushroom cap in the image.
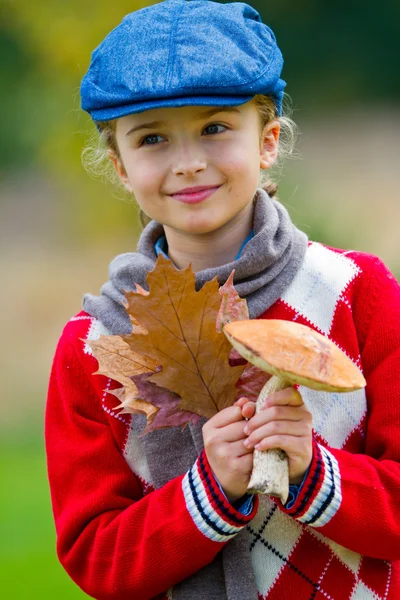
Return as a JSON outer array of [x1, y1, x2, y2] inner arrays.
[[223, 319, 366, 392]]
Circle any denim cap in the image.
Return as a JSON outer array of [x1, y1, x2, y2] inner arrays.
[[80, 0, 286, 121]]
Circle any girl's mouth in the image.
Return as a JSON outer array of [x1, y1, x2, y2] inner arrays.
[[170, 185, 222, 204]]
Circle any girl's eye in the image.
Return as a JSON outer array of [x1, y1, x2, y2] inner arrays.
[[203, 123, 226, 135], [139, 134, 164, 147]]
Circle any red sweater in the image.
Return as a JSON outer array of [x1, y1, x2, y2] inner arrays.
[[46, 243, 400, 599]]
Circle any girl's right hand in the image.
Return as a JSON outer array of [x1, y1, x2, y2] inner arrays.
[[202, 399, 254, 504]]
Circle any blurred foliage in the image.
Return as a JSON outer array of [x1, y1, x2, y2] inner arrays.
[[1, 0, 152, 170], [0, 0, 398, 280], [0, 0, 154, 242], [250, 0, 400, 109], [1, 0, 399, 176], [1, 0, 399, 244]]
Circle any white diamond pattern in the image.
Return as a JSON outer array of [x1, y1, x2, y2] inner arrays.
[[299, 386, 367, 449], [247, 497, 303, 595], [84, 317, 112, 354], [350, 581, 381, 600], [281, 242, 360, 335]]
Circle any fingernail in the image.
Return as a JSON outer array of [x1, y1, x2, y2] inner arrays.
[[243, 439, 251, 448], [244, 425, 249, 435]]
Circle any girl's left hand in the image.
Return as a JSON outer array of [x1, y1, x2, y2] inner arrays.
[[234, 389, 313, 485]]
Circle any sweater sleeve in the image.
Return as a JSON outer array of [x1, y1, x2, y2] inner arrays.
[[45, 330, 258, 600], [277, 257, 400, 561]]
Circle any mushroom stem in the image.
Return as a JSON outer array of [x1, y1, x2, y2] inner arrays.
[[247, 375, 291, 503], [223, 318, 366, 504]]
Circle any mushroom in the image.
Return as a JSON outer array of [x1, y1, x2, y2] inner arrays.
[[223, 319, 366, 503]]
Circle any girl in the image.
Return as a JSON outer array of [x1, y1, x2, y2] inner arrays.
[[46, 1, 400, 599]]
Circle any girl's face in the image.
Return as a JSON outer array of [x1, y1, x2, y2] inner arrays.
[[110, 100, 279, 235]]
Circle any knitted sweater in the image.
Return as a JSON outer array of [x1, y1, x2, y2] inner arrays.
[[46, 242, 400, 600]]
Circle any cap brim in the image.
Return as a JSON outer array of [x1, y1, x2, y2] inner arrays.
[[89, 94, 255, 121]]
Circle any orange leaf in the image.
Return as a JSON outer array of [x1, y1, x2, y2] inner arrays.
[[235, 363, 272, 402], [129, 314, 148, 335], [110, 386, 157, 421], [216, 270, 249, 332], [88, 334, 159, 419], [124, 255, 245, 419]]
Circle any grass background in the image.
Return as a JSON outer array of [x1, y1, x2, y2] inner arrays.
[[0, 435, 88, 597]]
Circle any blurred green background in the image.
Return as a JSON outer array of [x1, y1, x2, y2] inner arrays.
[[1, 0, 399, 597]]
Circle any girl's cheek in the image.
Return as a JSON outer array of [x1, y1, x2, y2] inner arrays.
[[126, 164, 158, 192], [209, 143, 240, 166]]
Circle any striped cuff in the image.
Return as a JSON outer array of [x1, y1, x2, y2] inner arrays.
[[182, 450, 258, 543], [214, 476, 254, 515], [280, 440, 342, 528]]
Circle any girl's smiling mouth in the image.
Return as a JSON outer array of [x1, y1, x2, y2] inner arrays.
[[169, 184, 222, 204]]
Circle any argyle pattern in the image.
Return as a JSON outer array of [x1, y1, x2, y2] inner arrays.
[[247, 493, 391, 599], [243, 244, 391, 598], [46, 243, 400, 599]]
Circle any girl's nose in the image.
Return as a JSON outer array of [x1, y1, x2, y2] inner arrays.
[[171, 143, 207, 177]]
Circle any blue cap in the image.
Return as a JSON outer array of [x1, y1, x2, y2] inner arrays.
[[80, 0, 286, 121]]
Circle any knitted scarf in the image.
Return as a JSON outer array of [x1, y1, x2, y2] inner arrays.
[[83, 188, 308, 599], [83, 188, 307, 335]]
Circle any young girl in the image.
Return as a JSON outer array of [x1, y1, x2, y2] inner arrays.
[[46, 1, 400, 598]]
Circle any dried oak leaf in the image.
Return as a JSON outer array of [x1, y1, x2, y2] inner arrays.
[[123, 254, 246, 419], [87, 334, 159, 420], [235, 363, 272, 402], [133, 372, 201, 433], [217, 270, 251, 369], [216, 270, 249, 332]]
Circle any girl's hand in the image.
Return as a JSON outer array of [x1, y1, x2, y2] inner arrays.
[[202, 399, 253, 504], [238, 389, 313, 485]]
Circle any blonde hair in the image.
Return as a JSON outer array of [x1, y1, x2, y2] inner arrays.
[[82, 94, 299, 227]]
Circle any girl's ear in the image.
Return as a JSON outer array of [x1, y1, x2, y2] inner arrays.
[[259, 120, 280, 170], [107, 149, 133, 193]]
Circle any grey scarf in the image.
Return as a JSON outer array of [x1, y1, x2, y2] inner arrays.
[[83, 188, 307, 335], [83, 188, 308, 599]]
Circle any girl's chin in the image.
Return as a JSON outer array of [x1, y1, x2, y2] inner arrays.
[[144, 209, 220, 232], [179, 217, 227, 235]]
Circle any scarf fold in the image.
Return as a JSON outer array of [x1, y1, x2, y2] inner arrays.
[[83, 188, 308, 335], [82, 188, 308, 598]]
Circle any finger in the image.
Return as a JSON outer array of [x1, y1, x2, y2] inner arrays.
[[208, 405, 244, 428], [226, 451, 254, 474], [215, 420, 249, 442], [244, 420, 311, 448], [241, 401, 256, 420], [246, 405, 310, 433], [229, 438, 255, 457], [233, 396, 250, 408], [253, 434, 311, 458], [262, 388, 304, 408]]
